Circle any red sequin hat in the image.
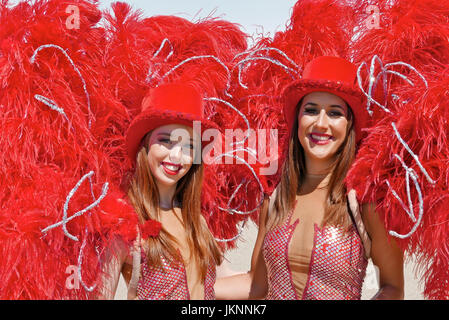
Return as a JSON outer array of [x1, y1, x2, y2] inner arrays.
[[125, 82, 219, 160], [282, 56, 367, 142]]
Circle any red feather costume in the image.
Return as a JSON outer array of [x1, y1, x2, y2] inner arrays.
[[0, 0, 252, 299], [226, 0, 449, 299], [0, 0, 139, 299], [346, 0, 449, 299], [2, 0, 448, 300]]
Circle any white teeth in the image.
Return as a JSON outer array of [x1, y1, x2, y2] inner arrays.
[[310, 134, 330, 141], [164, 164, 180, 171]]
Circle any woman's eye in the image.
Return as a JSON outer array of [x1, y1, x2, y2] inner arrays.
[[159, 138, 172, 144], [304, 107, 318, 114], [329, 110, 344, 117]]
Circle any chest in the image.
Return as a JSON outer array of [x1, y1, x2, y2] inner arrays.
[[262, 212, 367, 299], [159, 210, 192, 260]]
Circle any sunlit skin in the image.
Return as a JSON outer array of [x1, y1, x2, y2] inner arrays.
[[297, 91, 349, 175], [146, 124, 197, 207]]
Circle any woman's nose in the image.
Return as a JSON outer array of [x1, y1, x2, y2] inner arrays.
[[169, 144, 183, 163], [315, 109, 329, 130]]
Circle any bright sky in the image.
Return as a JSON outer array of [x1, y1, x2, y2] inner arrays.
[[98, 0, 297, 41], [6, 0, 297, 43]]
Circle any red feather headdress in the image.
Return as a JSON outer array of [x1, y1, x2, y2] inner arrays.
[[0, 0, 140, 299], [346, 0, 449, 299]]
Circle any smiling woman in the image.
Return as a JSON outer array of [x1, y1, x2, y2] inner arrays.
[[99, 83, 223, 300], [266, 56, 402, 300], [297, 91, 351, 173], [215, 56, 404, 300], [145, 125, 195, 191], [270, 56, 361, 231]]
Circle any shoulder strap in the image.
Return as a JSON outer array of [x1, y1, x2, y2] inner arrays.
[[347, 189, 371, 259]]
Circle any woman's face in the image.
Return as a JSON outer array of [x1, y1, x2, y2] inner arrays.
[[297, 91, 350, 165], [147, 124, 196, 188]]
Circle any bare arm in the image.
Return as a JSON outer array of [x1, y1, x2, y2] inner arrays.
[[214, 197, 269, 300], [127, 231, 142, 300], [361, 203, 404, 300], [97, 236, 128, 300]]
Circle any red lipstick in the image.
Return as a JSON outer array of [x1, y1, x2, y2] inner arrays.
[[161, 162, 182, 175], [308, 132, 333, 145]]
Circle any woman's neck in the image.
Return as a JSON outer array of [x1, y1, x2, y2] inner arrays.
[[304, 155, 334, 176], [300, 171, 331, 194], [300, 157, 334, 194], [157, 183, 178, 209]]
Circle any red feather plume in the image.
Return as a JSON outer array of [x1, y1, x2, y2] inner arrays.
[[0, 0, 137, 299], [347, 0, 449, 299]]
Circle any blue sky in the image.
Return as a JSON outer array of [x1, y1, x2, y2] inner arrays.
[[98, 0, 297, 41]]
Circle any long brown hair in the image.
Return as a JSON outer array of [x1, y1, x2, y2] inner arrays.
[[127, 132, 222, 282], [272, 98, 356, 230]]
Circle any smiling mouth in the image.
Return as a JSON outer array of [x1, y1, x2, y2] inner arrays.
[[161, 162, 182, 175], [309, 133, 333, 144]]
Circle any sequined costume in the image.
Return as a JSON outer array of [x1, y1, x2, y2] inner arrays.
[[263, 199, 368, 300], [136, 254, 216, 300]]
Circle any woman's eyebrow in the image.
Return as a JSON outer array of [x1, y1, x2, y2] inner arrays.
[[304, 102, 345, 110], [330, 104, 345, 110], [156, 132, 171, 139]]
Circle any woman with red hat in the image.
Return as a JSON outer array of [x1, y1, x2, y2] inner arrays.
[[99, 82, 223, 300], [215, 56, 404, 300]]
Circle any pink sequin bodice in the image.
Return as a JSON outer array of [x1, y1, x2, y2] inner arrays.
[[136, 254, 216, 300], [263, 212, 367, 300]]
